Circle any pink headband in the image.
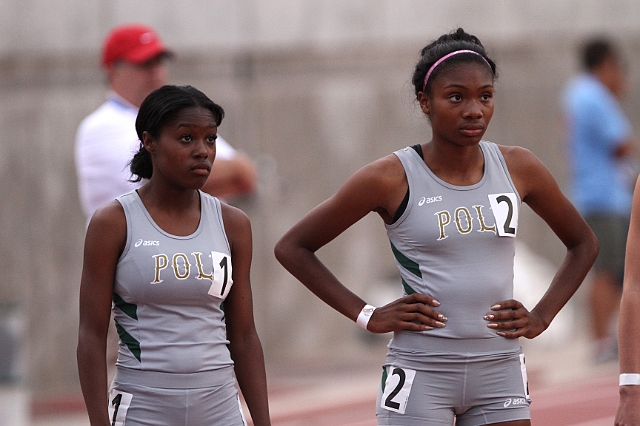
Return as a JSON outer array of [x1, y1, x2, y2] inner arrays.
[[422, 49, 491, 92]]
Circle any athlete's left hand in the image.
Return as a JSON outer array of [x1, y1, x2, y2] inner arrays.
[[483, 299, 546, 339]]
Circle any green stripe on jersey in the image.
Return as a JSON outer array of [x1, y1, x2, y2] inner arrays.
[[114, 320, 141, 362], [389, 241, 422, 278], [113, 293, 138, 320], [402, 278, 417, 295], [390, 242, 419, 295]]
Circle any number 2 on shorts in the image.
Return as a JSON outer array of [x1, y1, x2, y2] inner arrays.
[[381, 366, 416, 414], [108, 389, 132, 426]]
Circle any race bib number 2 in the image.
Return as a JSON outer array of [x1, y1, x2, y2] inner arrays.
[[208, 251, 233, 300], [381, 366, 416, 414], [488, 193, 519, 237]]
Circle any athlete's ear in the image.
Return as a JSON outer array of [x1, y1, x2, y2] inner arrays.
[[142, 131, 156, 154], [417, 92, 430, 115]]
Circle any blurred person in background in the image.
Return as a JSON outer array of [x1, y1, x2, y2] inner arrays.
[[562, 36, 638, 363], [75, 23, 257, 221]]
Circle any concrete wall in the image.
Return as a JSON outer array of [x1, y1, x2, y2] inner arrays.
[[2, 0, 640, 396]]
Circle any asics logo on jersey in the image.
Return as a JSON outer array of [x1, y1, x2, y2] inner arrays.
[[418, 195, 442, 206], [135, 239, 160, 247], [503, 398, 527, 408]]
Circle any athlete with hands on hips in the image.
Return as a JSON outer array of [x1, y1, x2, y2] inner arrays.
[[275, 28, 598, 425], [77, 85, 271, 426]]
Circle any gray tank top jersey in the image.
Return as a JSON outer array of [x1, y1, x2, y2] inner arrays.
[[113, 190, 234, 373], [385, 141, 522, 355]]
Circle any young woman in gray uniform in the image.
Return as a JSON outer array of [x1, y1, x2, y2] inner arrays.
[[77, 85, 271, 426], [275, 29, 598, 426]]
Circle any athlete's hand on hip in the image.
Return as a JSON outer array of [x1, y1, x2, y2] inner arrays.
[[483, 299, 545, 339], [367, 293, 447, 334]]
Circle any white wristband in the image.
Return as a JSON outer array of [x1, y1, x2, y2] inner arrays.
[[620, 374, 640, 386], [356, 305, 376, 330]]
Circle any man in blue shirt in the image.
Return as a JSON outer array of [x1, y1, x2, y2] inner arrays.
[[563, 37, 637, 363]]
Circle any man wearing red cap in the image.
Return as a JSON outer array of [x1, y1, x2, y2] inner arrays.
[[75, 23, 256, 220]]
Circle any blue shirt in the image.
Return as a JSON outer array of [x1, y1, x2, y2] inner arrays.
[[563, 74, 633, 215]]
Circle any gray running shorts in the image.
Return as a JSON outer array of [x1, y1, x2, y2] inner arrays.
[[108, 366, 247, 426], [376, 348, 531, 426]]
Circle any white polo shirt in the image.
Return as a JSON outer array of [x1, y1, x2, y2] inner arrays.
[[75, 92, 236, 220]]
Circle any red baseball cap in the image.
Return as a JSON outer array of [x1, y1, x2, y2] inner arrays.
[[102, 24, 173, 67]]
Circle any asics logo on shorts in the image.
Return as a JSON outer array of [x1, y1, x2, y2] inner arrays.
[[503, 397, 527, 407], [135, 239, 160, 247]]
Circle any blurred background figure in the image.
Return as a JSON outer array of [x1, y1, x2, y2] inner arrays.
[[75, 23, 257, 221], [562, 36, 639, 364]]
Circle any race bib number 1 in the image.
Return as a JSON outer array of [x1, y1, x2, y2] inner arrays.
[[208, 251, 233, 300], [488, 193, 519, 237], [107, 389, 132, 426], [381, 366, 416, 414]]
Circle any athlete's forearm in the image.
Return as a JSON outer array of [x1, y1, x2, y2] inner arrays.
[[77, 333, 110, 426], [532, 240, 597, 329], [230, 332, 271, 426], [274, 243, 365, 321], [619, 284, 640, 374]]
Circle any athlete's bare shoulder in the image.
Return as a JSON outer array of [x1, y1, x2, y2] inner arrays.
[[497, 143, 559, 203], [84, 199, 127, 261], [496, 144, 539, 169], [220, 202, 251, 234], [353, 152, 406, 192], [89, 200, 126, 235]]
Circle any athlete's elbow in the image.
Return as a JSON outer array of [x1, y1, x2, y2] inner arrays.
[[273, 237, 291, 267], [570, 230, 599, 267], [585, 231, 600, 263]]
